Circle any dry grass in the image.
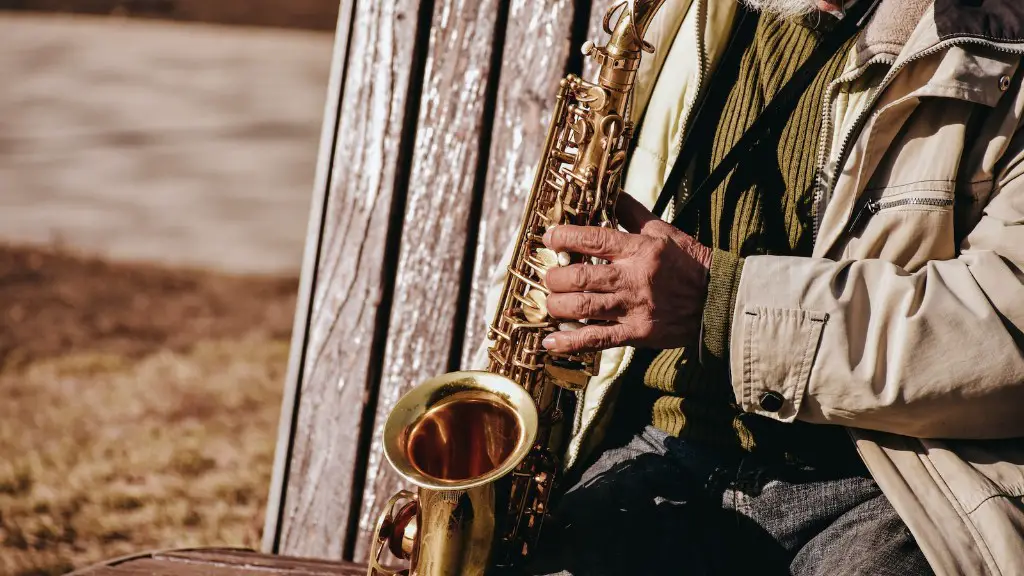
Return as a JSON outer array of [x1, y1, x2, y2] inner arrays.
[[0, 243, 297, 370], [0, 244, 298, 575]]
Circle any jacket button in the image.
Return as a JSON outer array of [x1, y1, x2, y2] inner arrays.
[[759, 391, 785, 413], [999, 75, 1012, 91]]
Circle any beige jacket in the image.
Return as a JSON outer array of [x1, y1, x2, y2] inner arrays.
[[476, 0, 1024, 573]]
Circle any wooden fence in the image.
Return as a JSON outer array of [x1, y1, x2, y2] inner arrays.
[[261, 0, 617, 563]]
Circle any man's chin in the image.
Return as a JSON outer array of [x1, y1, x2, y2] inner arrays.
[[741, 0, 859, 18], [740, 0, 820, 19], [816, 0, 847, 12]]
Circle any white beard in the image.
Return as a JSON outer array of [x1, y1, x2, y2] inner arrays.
[[741, 0, 820, 19]]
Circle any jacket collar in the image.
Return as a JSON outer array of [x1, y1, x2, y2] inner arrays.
[[931, 0, 1024, 42], [857, 0, 1024, 65], [855, 0, 931, 63]]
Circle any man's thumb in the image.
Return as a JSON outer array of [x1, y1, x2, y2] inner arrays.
[[616, 192, 661, 235]]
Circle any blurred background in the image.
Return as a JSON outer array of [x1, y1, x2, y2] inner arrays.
[[0, 2, 337, 574]]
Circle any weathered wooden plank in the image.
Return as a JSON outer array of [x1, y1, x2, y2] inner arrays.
[[274, 0, 434, 560], [263, 0, 357, 555], [351, 0, 510, 560], [459, 0, 581, 369], [157, 549, 362, 575], [70, 549, 365, 576], [90, 559, 260, 576]]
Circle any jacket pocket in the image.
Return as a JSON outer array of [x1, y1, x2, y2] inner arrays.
[[842, 183, 958, 269], [922, 438, 1024, 514], [847, 182, 956, 234], [738, 307, 828, 423]]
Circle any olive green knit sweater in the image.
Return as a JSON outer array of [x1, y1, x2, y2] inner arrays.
[[637, 10, 859, 458]]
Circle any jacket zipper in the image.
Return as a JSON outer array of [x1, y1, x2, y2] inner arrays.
[[812, 56, 894, 243], [871, 196, 955, 211], [664, 0, 709, 224], [813, 37, 1024, 246], [846, 195, 955, 233]]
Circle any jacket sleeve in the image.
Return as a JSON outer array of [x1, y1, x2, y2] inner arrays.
[[729, 142, 1024, 440], [701, 249, 744, 378]]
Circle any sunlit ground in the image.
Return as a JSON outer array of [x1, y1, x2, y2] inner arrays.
[[0, 245, 298, 575]]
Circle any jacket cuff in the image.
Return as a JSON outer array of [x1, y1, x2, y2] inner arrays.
[[729, 256, 828, 423], [701, 249, 743, 381]]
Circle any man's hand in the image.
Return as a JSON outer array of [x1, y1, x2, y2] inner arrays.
[[541, 193, 713, 354]]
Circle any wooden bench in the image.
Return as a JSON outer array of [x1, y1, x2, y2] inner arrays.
[[75, 0, 617, 572]]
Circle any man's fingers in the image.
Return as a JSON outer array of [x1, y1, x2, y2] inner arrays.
[[547, 293, 624, 320], [541, 324, 632, 354], [545, 264, 620, 293], [615, 192, 660, 234], [543, 225, 636, 260]]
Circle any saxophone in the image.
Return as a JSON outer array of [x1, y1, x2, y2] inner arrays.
[[367, 2, 667, 574]]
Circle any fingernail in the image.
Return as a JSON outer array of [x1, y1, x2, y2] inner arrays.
[[543, 225, 556, 246], [542, 335, 556, 349]]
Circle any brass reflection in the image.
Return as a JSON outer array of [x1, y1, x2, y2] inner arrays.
[[408, 391, 521, 482]]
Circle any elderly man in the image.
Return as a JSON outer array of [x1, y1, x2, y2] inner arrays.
[[480, 0, 1024, 574]]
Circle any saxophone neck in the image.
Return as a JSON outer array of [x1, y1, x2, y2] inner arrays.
[[606, 0, 668, 56], [586, 0, 668, 95]]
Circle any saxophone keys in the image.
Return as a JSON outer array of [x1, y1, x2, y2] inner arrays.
[[545, 201, 564, 225], [543, 361, 589, 391], [535, 248, 559, 278], [522, 289, 548, 323]]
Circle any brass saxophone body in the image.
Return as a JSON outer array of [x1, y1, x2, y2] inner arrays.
[[367, 2, 667, 574]]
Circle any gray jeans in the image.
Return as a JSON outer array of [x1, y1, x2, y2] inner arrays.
[[528, 426, 931, 576]]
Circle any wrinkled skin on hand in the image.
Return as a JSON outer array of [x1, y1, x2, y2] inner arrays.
[[541, 193, 713, 354]]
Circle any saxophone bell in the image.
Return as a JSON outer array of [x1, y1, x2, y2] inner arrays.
[[367, 371, 539, 576]]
